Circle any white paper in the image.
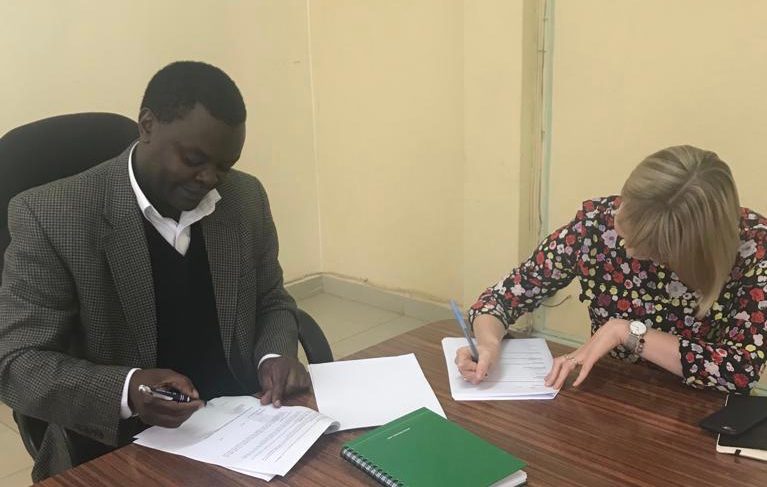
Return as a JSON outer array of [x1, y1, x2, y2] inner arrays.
[[226, 467, 275, 481], [442, 337, 559, 401], [134, 395, 339, 479], [308, 353, 445, 430]]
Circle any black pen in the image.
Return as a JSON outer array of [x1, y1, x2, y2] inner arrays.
[[138, 384, 192, 403]]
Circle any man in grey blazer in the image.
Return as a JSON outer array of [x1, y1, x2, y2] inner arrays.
[[0, 61, 309, 481]]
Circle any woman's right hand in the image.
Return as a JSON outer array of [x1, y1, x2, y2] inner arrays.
[[455, 342, 501, 384]]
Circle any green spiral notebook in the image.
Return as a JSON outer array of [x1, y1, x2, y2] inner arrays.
[[341, 407, 527, 487]]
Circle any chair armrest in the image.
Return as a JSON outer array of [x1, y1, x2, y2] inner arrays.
[[296, 308, 333, 364]]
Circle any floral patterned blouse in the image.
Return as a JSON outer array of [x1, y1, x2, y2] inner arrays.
[[469, 196, 767, 394]]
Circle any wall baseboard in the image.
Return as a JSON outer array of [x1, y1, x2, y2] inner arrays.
[[530, 328, 586, 348], [285, 274, 453, 323], [285, 274, 324, 301]]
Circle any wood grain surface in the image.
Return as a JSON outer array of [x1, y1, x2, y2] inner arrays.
[[37, 320, 767, 486]]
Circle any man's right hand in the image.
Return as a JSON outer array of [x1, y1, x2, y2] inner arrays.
[[128, 369, 204, 428]]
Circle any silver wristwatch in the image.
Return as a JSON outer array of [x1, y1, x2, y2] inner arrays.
[[626, 320, 647, 358]]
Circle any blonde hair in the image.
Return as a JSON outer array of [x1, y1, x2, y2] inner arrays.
[[619, 145, 741, 318]]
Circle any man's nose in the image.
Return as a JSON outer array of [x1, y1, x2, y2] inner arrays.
[[196, 165, 219, 188]]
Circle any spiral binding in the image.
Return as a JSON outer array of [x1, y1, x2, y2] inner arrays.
[[341, 446, 404, 487]]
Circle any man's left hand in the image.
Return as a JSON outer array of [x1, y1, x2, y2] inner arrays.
[[544, 319, 630, 389], [256, 356, 310, 407]]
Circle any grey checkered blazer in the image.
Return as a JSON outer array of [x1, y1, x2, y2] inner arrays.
[[0, 145, 298, 479]]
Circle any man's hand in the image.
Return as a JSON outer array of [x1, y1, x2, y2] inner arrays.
[[256, 356, 310, 407], [128, 369, 204, 428], [544, 319, 629, 389]]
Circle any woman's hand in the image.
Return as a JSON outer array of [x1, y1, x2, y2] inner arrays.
[[455, 342, 501, 384], [454, 314, 507, 384], [544, 319, 629, 389]]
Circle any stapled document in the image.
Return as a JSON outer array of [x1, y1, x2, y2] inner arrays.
[[134, 395, 339, 480], [442, 337, 559, 400]]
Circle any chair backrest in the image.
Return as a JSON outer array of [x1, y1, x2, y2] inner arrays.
[[1, 113, 138, 461], [0, 112, 139, 278]]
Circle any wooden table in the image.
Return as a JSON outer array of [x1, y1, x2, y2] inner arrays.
[[38, 320, 767, 486]]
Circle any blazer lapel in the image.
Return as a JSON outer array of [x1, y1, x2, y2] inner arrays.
[[101, 148, 157, 367], [201, 201, 240, 362]]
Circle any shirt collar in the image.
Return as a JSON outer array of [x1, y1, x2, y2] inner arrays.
[[127, 141, 221, 221]]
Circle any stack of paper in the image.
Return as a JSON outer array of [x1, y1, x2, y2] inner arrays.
[[134, 396, 339, 481], [442, 337, 559, 400], [308, 353, 445, 430]]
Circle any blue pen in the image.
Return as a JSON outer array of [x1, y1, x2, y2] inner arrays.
[[449, 299, 479, 362]]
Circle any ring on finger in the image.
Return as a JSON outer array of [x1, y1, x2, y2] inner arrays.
[[565, 354, 581, 365]]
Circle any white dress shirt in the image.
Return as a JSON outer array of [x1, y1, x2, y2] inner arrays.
[[127, 142, 221, 255], [120, 143, 277, 418]]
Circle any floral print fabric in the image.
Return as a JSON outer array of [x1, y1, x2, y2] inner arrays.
[[469, 196, 767, 393]]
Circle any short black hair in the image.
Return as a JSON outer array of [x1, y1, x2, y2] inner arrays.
[[141, 61, 246, 126]]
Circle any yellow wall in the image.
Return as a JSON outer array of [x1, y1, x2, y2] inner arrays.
[[462, 1, 525, 304], [542, 1, 767, 343], [0, 0, 321, 281], [309, 0, 525, 304], [308, 0, 465, 301], [7, 0, 763, 335], [1, 0, 528, 306]]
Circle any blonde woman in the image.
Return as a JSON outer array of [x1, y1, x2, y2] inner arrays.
[[456, 145, 767, 394]]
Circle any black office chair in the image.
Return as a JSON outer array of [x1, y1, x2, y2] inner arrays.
[[0, 113, 332, 467]]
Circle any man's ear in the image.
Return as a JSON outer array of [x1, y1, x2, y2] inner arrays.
[[137, 107, 156, 143]]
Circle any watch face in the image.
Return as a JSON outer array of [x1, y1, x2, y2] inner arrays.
[[630, 321, 647, 335]]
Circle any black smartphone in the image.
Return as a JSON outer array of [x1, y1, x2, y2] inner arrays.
[[699, 394, 767, 436]]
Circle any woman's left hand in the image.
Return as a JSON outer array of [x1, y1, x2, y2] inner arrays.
[[544, 319, 630, 389]]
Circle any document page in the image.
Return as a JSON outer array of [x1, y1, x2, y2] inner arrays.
[[442, 337, 559, 400], [134, 395, 339, 479], [308, 353, 445, 430]]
